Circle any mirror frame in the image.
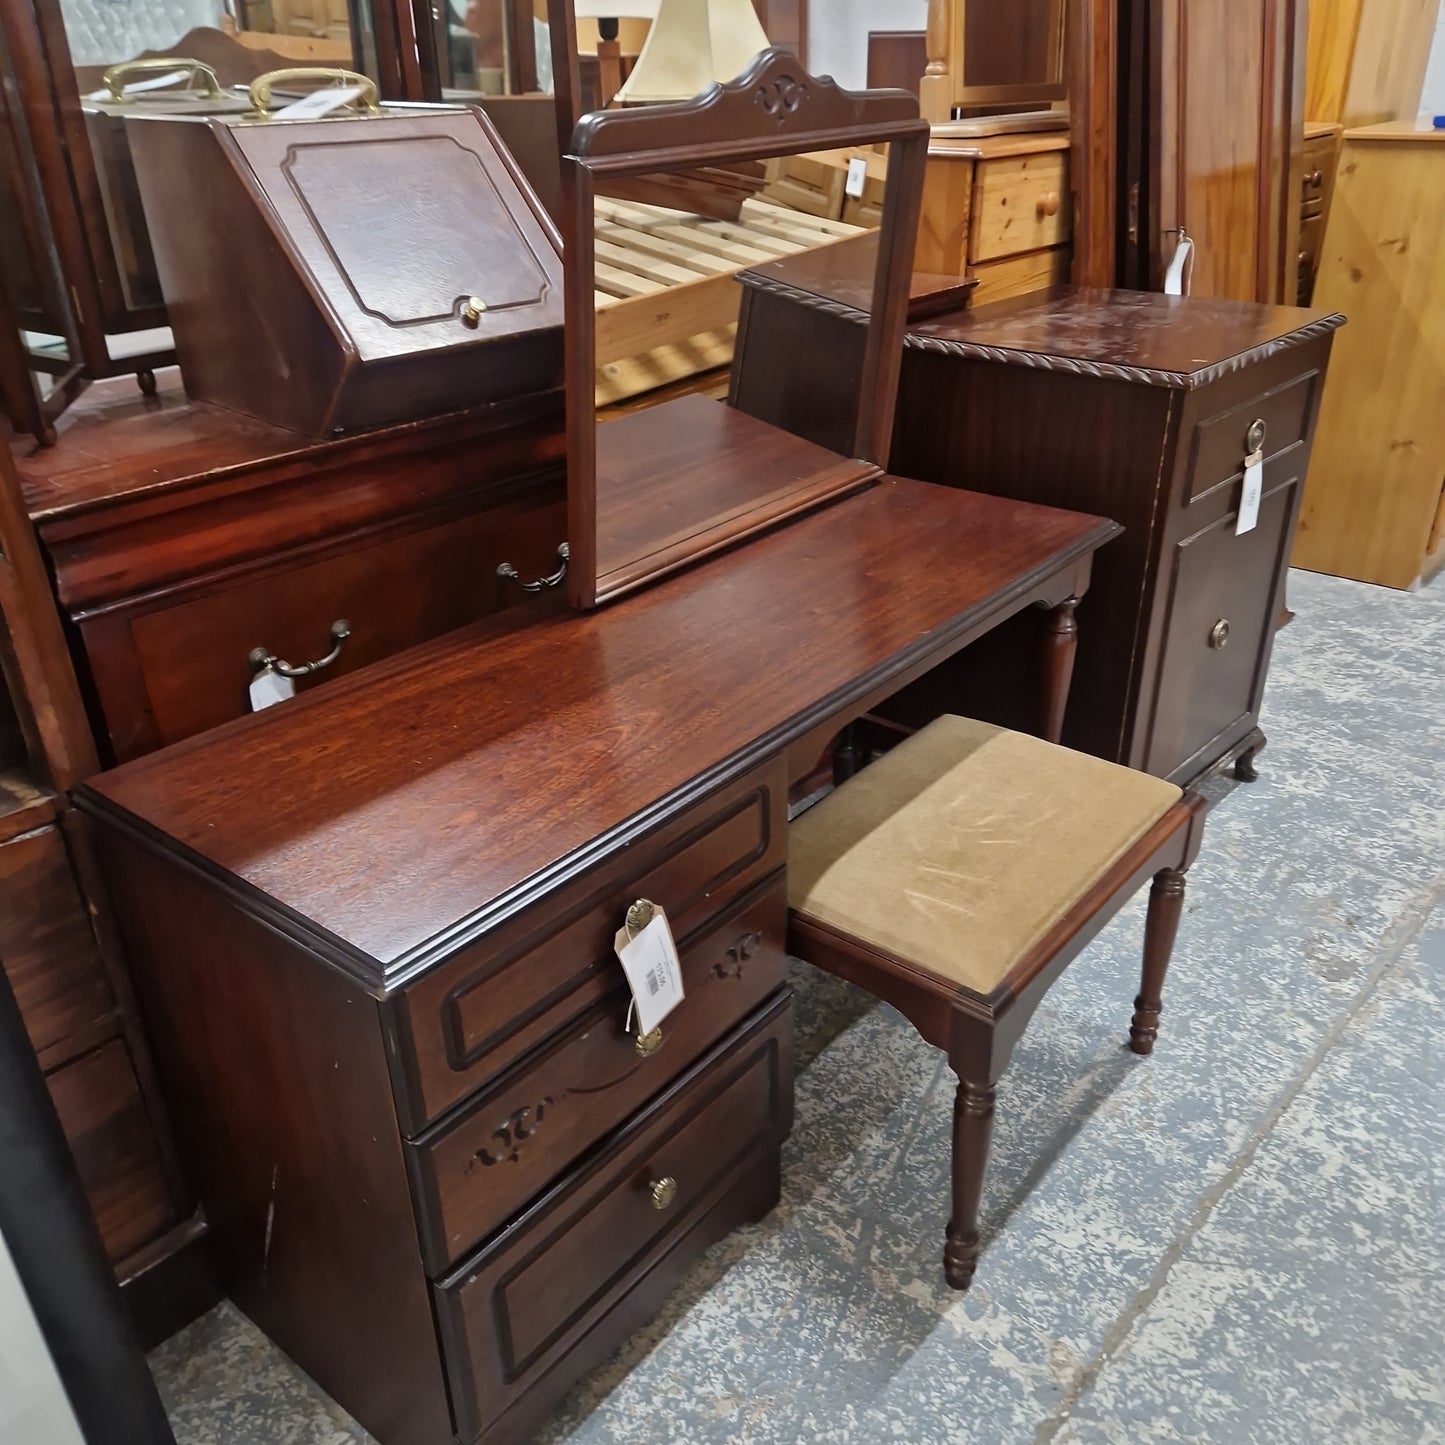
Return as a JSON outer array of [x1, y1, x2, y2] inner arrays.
[[921, 0, 1067, 123], [553, 42, 928, 610]]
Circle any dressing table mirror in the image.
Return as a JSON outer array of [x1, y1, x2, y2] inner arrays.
[[551, 40, 928, 609]]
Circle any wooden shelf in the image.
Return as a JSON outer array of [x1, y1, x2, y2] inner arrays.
[[0, 766, 58, 844]]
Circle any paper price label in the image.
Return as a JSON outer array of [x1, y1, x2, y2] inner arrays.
[[845, 156, 868, 199], [249, 667, 295, 712], [1237, 455, 1263, 535], [272, 85, 365, 120], [614, 911, 684, 1038]]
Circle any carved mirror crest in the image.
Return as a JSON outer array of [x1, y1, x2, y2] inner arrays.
[[545, 30, 928, 610]]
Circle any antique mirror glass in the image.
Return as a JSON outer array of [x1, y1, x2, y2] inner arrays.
[[548, 23, 928, 609], [923, 0, 1067, 124]]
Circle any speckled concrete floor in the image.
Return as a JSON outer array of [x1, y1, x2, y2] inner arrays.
[[149, 567, 1445, 1445]]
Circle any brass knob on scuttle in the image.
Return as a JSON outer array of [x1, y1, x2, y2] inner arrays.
[[1209, 619, 1231, 650], [460, 296, 487, 326], [635, 1027, 663, 1058], [648, 1176, 677, 1211]]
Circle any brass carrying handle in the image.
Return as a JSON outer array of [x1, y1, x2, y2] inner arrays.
[[102, 58, 223, 102], [249, 620, 351, 678], [498, 542, 569, 593], [248, 68, 381, 115]]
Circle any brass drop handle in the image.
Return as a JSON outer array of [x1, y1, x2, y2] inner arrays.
[[249, 620, 351, 678], [1036, 191, 1061, 219], [498, 542, 569, 593], [635, 1027, 663, 1058], [1209, 619, 1231, 650], [248, 68, 381, 114], [102, 58, 224, 102], [648, 1176, 677, 1211]]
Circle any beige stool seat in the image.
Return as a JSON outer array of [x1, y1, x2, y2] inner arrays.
[[787, 715, 1205, 1290], [790, 716, 1184, 995]]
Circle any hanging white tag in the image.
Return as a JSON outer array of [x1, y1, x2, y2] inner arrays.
[[85, 70, 190, 101], [272, 85, 365, 121], [248, 666, 295, 712], [613, 911, 684, 1038], [845, 156, 868, 199], [1164, 234, 1194, 296], [1237, 455, 1263, 536]]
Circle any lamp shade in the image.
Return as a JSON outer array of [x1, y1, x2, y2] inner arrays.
[[613, 0, 770, 103]]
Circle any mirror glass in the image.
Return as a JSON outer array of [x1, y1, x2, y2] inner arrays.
[[957, 0, 1066, 110], [561, 54, 927, 609]]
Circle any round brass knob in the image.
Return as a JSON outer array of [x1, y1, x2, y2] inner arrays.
[[1036, 191, 1061, 219], [1306, 169, 1323, 189], [648, 1176, 677, 1211], [460, 296, 487, 326], [1209, 619, 1231, 650], [635, 1027, 663, 1058]]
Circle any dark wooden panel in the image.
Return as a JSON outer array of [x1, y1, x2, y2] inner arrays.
[[81, 480, 1115, 979], [85, 476, 566, 762], [394, 760, 787, 1130], [867, 32, 926, 94], [0, 823, 116, 1071], [46, 1039, 176, 1262], [436, 994, 793, 1442], [411, 875, 787, 1270], [91, 830, 452, 1445]]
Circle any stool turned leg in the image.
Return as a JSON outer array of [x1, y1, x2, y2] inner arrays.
[[1039, 597, 1079, 745], [1130, 867, 1187, 1056], [944, 1078, 997, 1290]]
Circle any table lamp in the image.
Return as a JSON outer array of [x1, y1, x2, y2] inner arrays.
[[573, 0, 661, 105], [613, 0, 771, 104]]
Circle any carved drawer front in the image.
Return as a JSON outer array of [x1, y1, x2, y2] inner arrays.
[[409, 875, 787, 1272], [1186, 372, 1318, 506], [392, 759, 788, 1131], [1145, 480, 1295, 781], [87, 481, 564, 763], [434, 996, 792, 1443], [0, 825, 117, 1072], [969, 152, 1071, 263]]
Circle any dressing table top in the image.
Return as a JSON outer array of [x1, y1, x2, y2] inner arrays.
[[82, 478, 1116, 984]]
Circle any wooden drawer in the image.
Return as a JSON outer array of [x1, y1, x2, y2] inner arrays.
[[969, 152, 1071, 263], [435, 994, 792, 1443], [1145, 479, 1296, 779], [1186, 371, 1320, 505], [46, 1038, 177, 1263], [80, 477, 565, 763], [391, 758, 788, 1131], [410, 875, 787, 1272], [969, 247, 1071, 303], [0, 824, 117, 1072]]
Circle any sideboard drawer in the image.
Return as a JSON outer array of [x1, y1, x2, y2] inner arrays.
[[434, 995, 792, 1442], [969, 152, 1071, 263], [391, 759, 789, 1131], [80, 477, 565, 763], [1145, 479, 1296, 780], [1187, 371, 1319, 505], [410, 876, 788, 1271]]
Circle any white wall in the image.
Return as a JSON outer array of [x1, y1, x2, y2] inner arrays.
[[1421, 7, 1445, 117], [806, 0, 928, 89], [0, 1234, 85, 1445], [59, 0, 226, 67]]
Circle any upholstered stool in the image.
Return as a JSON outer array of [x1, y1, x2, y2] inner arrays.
[[788, 716, 1206, 1290]]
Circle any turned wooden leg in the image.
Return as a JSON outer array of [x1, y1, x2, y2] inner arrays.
[[1129, 867, 1187, 1056], [1039, 597, 1079, 745], [944, 1078, 997, 1290]]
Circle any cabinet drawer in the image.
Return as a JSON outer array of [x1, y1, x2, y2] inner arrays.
[[435, 994, 792, 1442], [1186, 372, 1320, 505], [0, 824, 117, 1072], [410, 876, 787, 1271], [969, 246, 1071, 303], [82, 478, 564, 763], [969, 152, 1071, 263], [392, 759, 788, 1131], [1145, 480, 1296, 779]]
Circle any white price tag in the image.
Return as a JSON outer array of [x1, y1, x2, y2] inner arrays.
[[248, 667, 295, 712], [1164, 234, 1194, 296], [614, 909, 685, 1038], [272, 85, 365, 120], [85, 70, 190, 100], [845, 155, 868, 199], [1237, 456, 1263, 535]]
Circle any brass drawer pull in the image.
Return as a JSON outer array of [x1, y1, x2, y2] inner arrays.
[[249, 619, 351, 678], [1209, 619, 1231, 650], [460, 296, 487, 326], [648, 1176, 677, 1211], [1305, 169, 1324, 190], [635, 1027, 663, 1057], [498, 542, 569, 593]]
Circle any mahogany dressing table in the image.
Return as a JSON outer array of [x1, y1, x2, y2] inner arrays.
[[79, 478, 1116, 1444]]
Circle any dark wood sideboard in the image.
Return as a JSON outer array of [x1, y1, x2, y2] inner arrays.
[[732, 283, 1343, 786], [79, 478, 1115, 1442]]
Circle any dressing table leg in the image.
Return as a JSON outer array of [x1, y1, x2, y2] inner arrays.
[[833, 725, 862, 784], [1040, 596, 1080, 744]]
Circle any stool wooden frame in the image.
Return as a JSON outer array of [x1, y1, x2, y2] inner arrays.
[[789, 788, 1207, 1290]]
